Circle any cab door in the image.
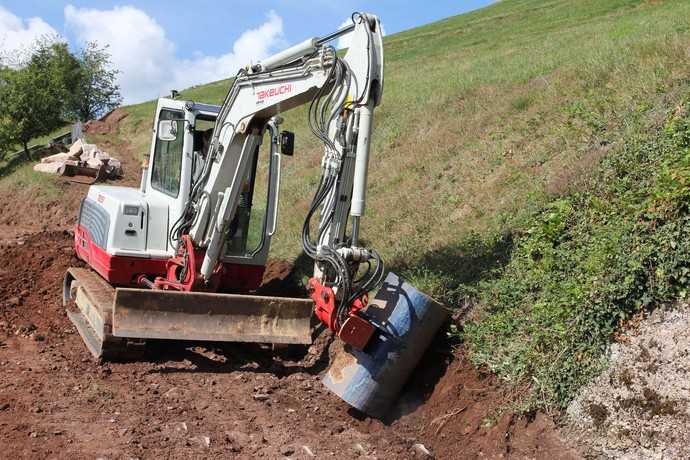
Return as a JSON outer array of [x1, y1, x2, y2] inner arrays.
[[145, 99, 194, 256], [222, 124, 283, 268]]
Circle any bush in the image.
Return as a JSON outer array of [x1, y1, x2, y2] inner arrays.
[[465, 96, 690, 410]]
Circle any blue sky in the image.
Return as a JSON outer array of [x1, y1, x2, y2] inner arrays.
[[0, 1, 494, 103]]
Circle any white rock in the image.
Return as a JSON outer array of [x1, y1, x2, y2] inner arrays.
[[412, 443, 433, 458], [33, 162, 63, 174], [68, 139, 84, 157], [41, 152, 71, 164]]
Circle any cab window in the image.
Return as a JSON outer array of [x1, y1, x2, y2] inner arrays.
[[151, 109, 184, 197], [225, 136, 268, 258], [192, 116, 215, 186]]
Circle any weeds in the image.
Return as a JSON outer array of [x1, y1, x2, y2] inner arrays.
[[0, 163, 62, 200]]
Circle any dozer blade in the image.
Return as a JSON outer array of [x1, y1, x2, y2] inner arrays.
[[63, 268, 145, 360], [113, 289, 313, 345]]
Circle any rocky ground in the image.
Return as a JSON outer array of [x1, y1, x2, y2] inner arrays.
[[0, 118, 581, 459], [566, 305, 690, 459]]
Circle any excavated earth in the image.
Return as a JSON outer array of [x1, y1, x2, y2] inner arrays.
[[0, 129, 580, 459]]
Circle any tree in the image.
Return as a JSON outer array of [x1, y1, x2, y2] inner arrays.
[[0, 66, 10, 155], [0, 39, 121, 160], [0, 106, 11, 157], [68, 42, 122, 121], [0, 39, 80, 160]]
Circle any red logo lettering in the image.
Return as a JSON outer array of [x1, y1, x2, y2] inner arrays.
[[257, 84, 292, 101]]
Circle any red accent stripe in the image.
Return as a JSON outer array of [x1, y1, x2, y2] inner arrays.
[[74, 224, 265, 291], [74, 224, 167, 285]]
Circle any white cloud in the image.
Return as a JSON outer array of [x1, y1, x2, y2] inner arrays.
[[64, 5, 284, 104], [0, 6, 59, 63], [175, 11, 284, 91], [64, 5, 172, 103], [337, 18, 386, 50]]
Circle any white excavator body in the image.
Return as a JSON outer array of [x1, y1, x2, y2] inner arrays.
[[64, 13, 448, 418]]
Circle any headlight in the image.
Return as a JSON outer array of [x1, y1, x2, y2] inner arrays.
[[123, 205, 140, 216]]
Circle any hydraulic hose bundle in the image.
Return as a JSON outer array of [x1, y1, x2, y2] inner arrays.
[[301, 44, 385, 331], [164, 14, 385, 328]]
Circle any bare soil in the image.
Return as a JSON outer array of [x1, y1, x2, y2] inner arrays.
[[0, 125, 580, 459], [0, 234, 579, 459], [84, 109, 130, 137], [0, 191, 80, 242]]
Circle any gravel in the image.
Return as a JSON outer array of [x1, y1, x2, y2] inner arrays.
[[566, 304, 690, 459]]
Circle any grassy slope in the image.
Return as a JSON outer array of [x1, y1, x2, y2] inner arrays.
[[117, 0, 690, 260], [467, 99, 690, 410], [12, 0, 690, 410], [0, 127, 74, 203], [0, 125, 73, 199]]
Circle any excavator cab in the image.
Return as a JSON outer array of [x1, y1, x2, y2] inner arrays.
[[66, 99, 313, 359], [151, 100, 267, 265], [74, 99, 284, 290], [155, 100, 287, 287]]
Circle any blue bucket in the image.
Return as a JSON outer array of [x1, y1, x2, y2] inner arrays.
[[322, 272, 449, 418]]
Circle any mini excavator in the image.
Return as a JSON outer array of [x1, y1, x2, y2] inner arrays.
[[64, 13, 447, 416]]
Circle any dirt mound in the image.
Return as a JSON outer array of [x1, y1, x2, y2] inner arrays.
[[83, 109, 129, 136], [0, 231, 75, 335], [0, 186, 82, 243], [387, 342, 580, 459], [258, 259, 305, 297]]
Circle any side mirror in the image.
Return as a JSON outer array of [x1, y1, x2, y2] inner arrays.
[[280, 131, 294, 156], [157, 119, 178, 141]]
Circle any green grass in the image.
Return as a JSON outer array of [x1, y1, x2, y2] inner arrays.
[[0, 125, 71, 202], [9, 0, 690, 410], [113, 0, 690, 260], [0, 125, 71, 176], [0, 162, 63, 199]]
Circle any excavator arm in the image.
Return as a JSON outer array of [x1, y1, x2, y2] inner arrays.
[[158, 12, 386, 346]]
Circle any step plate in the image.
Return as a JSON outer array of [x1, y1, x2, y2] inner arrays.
[[113, 288, 314, 345]]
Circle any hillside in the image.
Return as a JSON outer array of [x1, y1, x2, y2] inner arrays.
[[112, 0, 690, 268], [2, 0, 690, 457]]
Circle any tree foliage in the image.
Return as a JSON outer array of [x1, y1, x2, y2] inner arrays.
[[0, 40, 80, 160], [67, 42, 122, 121], [0, 38, 122, 159]]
